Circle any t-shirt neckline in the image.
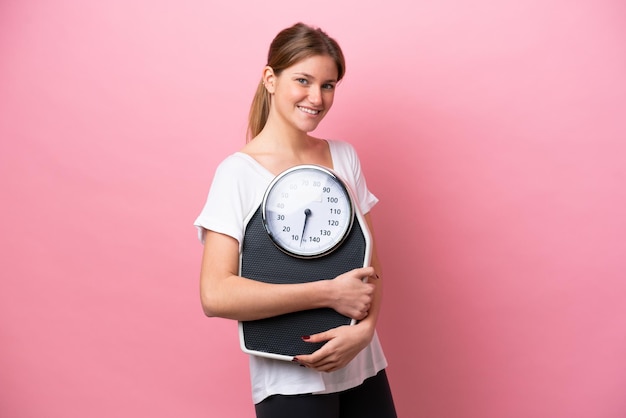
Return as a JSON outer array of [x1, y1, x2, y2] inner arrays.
[[234, 140, 335, 177]]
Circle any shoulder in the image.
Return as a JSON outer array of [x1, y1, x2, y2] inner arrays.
[[213, 153, 271, 183], [327, 139, 357, 156], [327, 139, 362, 173], [206, 153, 273, 210], [215, 152, 255, 174]]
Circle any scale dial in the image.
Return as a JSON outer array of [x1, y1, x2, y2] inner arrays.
[[262, 165, 354, 258]]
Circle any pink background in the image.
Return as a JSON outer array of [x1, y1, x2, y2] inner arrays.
[[2, 1, 625, 417]]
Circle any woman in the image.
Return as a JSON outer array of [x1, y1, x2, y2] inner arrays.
[[194, 22, 397, 418]]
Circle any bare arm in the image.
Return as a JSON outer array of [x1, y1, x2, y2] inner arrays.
[[199, 229, 376, 322]]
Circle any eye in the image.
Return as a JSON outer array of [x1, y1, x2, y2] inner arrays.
[[322, 83, 336, 90], [296, 78, 309, 85]]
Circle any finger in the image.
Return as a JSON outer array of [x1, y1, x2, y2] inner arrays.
[[366, 272, 380, 282], [352, 310, 367, 321], [301, 352, 335, 371], [311, 353, 347, 372], [311, 360, 336, 372], [294, 352, 325, 367], [351, 266, 374, 278], [302, 330, 333, 344], [295, 345, 328, 365]]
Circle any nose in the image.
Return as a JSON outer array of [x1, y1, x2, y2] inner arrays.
[[308, 85, 322, 105]]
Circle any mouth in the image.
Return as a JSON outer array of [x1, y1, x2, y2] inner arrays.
[[298, 106, 322, 116]]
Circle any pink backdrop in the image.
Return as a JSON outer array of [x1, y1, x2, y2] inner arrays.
[[2, 1, 625, 417]]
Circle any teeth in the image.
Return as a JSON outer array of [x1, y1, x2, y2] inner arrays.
[[299, 106, 320, 115]]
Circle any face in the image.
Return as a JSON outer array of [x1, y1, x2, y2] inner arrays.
[[264, 55, 339, 134]]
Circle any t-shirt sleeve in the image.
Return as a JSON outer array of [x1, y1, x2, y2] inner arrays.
[[332, 140, 379, 215], [193, 158, 249, 245]]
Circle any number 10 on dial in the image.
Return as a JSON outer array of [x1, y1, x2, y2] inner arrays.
[[262, 165, 355, 258]]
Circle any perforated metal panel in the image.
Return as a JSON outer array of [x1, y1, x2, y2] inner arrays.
[[239, 205, 369, 359]]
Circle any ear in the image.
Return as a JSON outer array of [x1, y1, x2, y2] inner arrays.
[[262, 66, 276, 94]]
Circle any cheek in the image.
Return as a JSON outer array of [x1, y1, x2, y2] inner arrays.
[[324, 92, 335, 108], [281, 88, 306, 107]]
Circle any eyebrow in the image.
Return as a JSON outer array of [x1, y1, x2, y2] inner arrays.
[[293, 72, 337, 83]]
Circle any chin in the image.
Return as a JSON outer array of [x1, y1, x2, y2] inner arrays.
[[300, 120, 325, 133]]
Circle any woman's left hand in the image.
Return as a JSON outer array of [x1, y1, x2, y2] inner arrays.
[[294, 323, 374, 372]]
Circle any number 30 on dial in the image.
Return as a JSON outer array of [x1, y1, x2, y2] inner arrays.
[[262, 165, 354, 258]]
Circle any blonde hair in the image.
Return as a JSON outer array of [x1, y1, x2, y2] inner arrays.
[[246, 23, 346, 141]]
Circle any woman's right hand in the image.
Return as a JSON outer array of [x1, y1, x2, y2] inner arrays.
[[329, 267, 376, 320]]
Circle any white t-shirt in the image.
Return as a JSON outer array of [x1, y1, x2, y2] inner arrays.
[[194, 140, 388, 404]]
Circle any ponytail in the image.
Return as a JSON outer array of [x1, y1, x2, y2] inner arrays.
[[247, 81, 271, 142]]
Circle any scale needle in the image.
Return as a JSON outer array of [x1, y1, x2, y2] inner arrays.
[[300, 208, 312, 246]]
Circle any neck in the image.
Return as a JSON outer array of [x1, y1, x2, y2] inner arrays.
[[257, 119, 313, 151]]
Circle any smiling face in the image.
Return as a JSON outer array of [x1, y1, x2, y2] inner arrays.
[[265, 54, 339, 135]]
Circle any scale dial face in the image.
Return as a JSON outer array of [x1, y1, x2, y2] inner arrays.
[[262, 165, 354, 258]]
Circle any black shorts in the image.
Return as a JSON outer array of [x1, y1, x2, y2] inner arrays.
[[254, 369, 397, 418]]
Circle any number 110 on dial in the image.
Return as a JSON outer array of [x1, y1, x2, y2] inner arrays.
[[262, 165, 355, 258]]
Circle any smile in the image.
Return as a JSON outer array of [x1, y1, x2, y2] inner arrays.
[[298, 106, 321, 115]]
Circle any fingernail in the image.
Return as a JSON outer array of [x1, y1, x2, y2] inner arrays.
[[301, 335, 310, 340]]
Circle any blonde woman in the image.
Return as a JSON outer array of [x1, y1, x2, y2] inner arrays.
[[194, 23, 397, 418]]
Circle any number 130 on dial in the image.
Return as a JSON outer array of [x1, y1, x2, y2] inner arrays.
[[262, 165, 355, 258]]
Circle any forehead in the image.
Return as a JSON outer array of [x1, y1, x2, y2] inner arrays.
[[284, 55, 338, 81]]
